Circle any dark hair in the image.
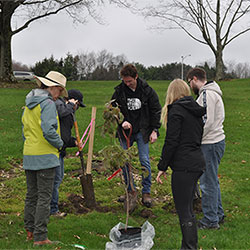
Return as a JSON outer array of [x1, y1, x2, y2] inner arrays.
[[186, 67, 207, 82], [120, 64, 138, 78]]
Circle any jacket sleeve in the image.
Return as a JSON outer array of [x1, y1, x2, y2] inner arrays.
[[157, 106, 183, 171], [197, 90, 216, 139], [148, 88, 162, 130], [55, 98, 75, 119], [40, 99, 64, 149]]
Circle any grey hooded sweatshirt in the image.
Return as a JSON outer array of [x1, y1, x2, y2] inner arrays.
[[197, 81, 225, 144]]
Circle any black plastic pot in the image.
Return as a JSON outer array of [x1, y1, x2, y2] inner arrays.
[[115, 227, 142, 248]]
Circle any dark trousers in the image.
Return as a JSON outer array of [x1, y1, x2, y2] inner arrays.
[[172, 171, 202, 249], [172, 171, 202, 221], [24, 168, 55, 241]]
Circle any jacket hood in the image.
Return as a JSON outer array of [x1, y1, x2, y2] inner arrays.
[[199, 81, 222, 96], [25, 89, 51, 109], [174, 96, 206, 117]]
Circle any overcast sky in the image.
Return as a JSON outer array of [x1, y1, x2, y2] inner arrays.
[[12, 4, 250, 68]]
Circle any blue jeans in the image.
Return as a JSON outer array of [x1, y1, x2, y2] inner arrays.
[[50, 154, 64, 214], [120, 131, 151, 194], [200, 139, 225, 226]]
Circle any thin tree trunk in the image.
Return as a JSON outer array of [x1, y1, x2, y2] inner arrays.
[[215, 0, 224, 81], [215, 50, 224, 81]]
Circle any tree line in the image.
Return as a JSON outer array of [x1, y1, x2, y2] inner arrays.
[[13, 49, 250, 81]]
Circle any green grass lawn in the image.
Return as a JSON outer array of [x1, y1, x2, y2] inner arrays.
[[0, 79, 249, 249]]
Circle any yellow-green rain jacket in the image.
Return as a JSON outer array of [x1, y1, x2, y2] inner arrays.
[[22, 89, 63, 170]]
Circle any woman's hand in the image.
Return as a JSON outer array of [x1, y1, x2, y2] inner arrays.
[[156, 170, 167, 184]]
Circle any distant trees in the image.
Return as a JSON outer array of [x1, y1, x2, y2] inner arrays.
[[132, 0, 250, 80], [12, 61, 30, 71], [19, 49, 250, 80], [135, 62, 192, 81], [31, 50, 128, 81]]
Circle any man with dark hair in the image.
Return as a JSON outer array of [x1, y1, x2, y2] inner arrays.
[[111, 64, 161, 213], [187, 67, 226, 230]]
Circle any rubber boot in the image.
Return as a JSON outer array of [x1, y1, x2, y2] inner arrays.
[[180, 217, 198, 250]]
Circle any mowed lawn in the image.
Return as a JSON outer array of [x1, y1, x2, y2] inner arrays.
[[0, 79, 249, 249]]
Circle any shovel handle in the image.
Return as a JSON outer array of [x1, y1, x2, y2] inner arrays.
[[73, 114, 85, 175], [122, 127, 132, 149], [73, 116, 82, 152]]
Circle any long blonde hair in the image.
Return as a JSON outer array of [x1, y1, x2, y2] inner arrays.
[[161, 79, 191, 129]]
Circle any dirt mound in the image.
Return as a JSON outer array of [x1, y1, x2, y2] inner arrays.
[[59, 193, 118, 215]]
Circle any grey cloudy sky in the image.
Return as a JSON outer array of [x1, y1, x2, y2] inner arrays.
[[12, 4, 250, 68]]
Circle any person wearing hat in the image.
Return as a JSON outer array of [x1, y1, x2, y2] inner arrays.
[[22, 71, 67, 245], [50, 89, 86, 217]]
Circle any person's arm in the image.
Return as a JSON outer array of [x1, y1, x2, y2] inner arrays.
[[197, 90, 216, 138], [148, 88, 162, 130], [55, 98, 75, 119], [40, 99, 63, 149], [111, 89, 129, 124], [60, 121, 77, 148], [157, 106, 183, 171], [148, 88, 162, 143]]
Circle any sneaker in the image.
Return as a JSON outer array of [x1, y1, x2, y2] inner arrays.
[[142, 193, 153, 208], [51, 211, 67, 217], [197, 220, 220, 230], [219, 215, 226, 224], [33, 239, 53, 246], [123, 191, 138, 214]]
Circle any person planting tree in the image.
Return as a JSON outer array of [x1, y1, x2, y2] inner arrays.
[[111, 64, 161, 213]]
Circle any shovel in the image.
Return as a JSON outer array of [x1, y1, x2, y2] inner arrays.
[[73, 108, 96, 209]]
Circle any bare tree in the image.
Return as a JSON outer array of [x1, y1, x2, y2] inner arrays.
[[234, 62, 250, 78], [134, 0, 250, 80], [77, 51, 97, 80], [96, 49, 114, 69], [0, 0, 125, 83], [12, 60, 30, 71]]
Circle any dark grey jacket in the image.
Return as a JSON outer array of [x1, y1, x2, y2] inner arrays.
[[55, 98, 76, 156]]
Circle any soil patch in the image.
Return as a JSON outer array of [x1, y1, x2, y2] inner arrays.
[[139, 209, 157, 219], [59, 193, 119, 215]]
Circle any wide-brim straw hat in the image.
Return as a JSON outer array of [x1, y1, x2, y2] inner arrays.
[[35, 71, 68, 97]]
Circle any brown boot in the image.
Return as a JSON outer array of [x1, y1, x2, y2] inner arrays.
[[33, 239, 53, 246], [124, 191, 138, 214], [142, 193, 153, 208], [26, 230, 33, 241]]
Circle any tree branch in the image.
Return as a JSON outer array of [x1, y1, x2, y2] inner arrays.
[[12, 0, 83, 35]]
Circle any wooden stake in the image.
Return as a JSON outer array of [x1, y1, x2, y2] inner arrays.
[[86, 107, 96, 174]]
